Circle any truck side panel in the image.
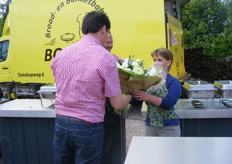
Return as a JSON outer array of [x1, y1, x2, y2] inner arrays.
[[7, 0, 166, 84]]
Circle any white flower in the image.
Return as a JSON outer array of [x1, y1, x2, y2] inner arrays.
[[117, 55, 146, 76], [117, 63, 124, 69], [146, 66, 156, 76], [122, 62, 129, 68], [131, 61, 139, 67], [123, 58, 130, 64], [125, 68, 132, 71], [132, 66, 144, 75], [146, 64, 163, 77]]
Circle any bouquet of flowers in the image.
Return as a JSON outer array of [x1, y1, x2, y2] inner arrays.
[[117, 55, 164, 94]]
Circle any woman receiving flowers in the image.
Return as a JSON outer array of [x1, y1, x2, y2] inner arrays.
[[133, 48, 182, 136]]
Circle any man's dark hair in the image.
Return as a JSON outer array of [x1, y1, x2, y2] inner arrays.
[[82, 11, 111, 34]]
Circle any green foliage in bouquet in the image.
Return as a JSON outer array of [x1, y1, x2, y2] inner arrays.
[[114, 105, 130, 116], [117, 55, 145, 80]]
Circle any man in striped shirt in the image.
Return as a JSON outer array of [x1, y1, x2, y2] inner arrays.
[[51, 11, 132, 164]]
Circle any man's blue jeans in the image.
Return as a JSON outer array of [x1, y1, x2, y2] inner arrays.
[[53, 115, 104, 164]]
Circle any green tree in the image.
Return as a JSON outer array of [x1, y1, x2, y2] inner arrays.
[[181, 0, 232, 58], [0, 0, 9, 37]]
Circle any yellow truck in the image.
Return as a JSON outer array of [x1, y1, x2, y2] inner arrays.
[[0, 0, 186, 98]]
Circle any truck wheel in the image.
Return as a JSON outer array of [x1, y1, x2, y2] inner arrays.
[[0, 88, 3, 99]]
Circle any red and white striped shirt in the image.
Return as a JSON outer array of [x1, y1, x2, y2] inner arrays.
[[51, 35, 121, 123]]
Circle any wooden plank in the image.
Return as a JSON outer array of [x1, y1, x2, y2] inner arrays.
[[198, 119, 214, 137], [180, 119, 199, 136], [36, 118, 54, 164], [181, 118, 232, 137], [11, 118, 27, 163], [23, 118, 40, 164], [229, 119, 232, 136], [214, 119, 230, 137], [0, 118, 14, 164], [48, 119, 55, 163]]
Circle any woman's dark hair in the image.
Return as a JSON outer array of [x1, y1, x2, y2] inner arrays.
[[82, 11, 111, 34]]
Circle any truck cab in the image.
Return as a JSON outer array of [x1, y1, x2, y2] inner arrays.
[[0, 38, 10, 81]]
